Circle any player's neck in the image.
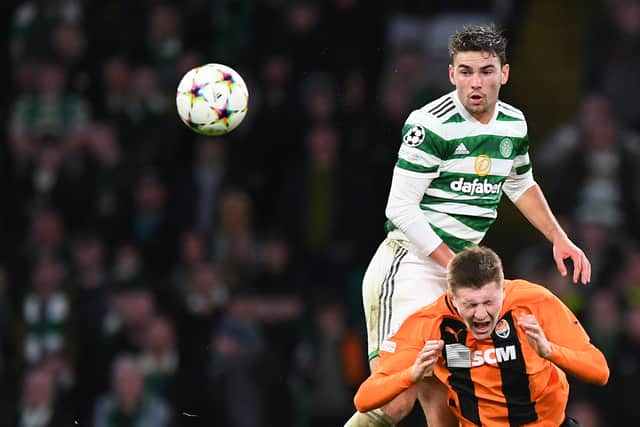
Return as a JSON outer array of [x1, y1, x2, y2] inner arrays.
[[469, 105, 496, 124]]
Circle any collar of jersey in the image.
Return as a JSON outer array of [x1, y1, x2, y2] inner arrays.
[[450, 89, 500, 126]]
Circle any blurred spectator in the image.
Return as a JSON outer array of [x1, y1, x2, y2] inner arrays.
[[210, 313, 265, 427], [126, 171, 177, 278], [587, 0, 640, 131], [147, 3, 183, 88], [50, 21, 91, 95], [385, 41, 440, 108], [83, 123, 131, 247], [608, 296, 640, 425], [20, 255, 70, 367], [209, 0, 255, 67], [25, 133, 93, 227], [9, 0, 85, 60], [138, 316, 181, 402], [300, 72, 338, 126], [105, 285, 157, 358], [613, 244, 640, 294], [111, 243, 144, 286], [175, 260, 227, 391], [537, 93, 640, 240], [93, 353, 172, 427], [245, 51, 302, 229], [17, 368, 72, 427], [294, 297, 367, 427], [21, 208, 68, 280], [171, 137, 229, 238], [69, 232, 113, 425], [277, 123, 356, 278], [583, 288, 622, 360], [170, 230, 210, 295], [212, 189, 261, 291], [8, 59, 90, 146], [181, 262, 228, 320], [98, 56, 134, 125]]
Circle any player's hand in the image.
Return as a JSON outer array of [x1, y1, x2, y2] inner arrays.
[[552, 233, 591, 285], [410, 340, 443, 383], [518, 314, 552, 358]]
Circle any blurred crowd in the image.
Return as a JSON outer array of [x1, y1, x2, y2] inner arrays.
[[2, 1, 639, 426]]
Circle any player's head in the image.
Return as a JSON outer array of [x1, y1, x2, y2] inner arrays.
[[448, 24, 509, 123], [447, 246, 505, 339]]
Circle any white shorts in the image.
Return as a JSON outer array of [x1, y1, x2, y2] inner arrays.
[[362, 237, 447, 359]]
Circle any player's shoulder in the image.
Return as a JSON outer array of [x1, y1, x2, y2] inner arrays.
[[505, 279, 556, 305], [494, 99, 528, 138], [497, 99, 526, 121], [406, 92, 459, 130]]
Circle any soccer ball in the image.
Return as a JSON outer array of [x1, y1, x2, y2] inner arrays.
[[176, 63, 249, 136]]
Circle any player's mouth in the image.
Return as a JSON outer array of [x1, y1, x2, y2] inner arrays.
[[473, 320, 491, 334], [469, 93, 484, 105]]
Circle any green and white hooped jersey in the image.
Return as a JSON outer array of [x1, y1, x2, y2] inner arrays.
[[386, 90, 533, 253]]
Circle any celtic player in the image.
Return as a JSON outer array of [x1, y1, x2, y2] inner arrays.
[[345, 24, 591, 427]]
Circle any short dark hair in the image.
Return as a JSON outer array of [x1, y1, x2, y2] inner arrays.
[[447, 246, 504, 293], [448, 24, 507, 65]]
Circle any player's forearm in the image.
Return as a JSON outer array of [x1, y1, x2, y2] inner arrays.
[[547, 342, 609, 385], [513, 184, 565, 243], [354, 369, 415, 412], [386, 167, 445, 257]]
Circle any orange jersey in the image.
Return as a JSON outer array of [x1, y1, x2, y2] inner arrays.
[[354, 280, 609, 426]]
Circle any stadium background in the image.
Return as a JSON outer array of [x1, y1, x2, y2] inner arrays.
[[2, 0, 639, 426]]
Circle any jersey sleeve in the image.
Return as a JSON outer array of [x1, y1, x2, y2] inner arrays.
[[536, 293, 610, 385], [353, 312, 432, 412], [396, 113, 447, 177], [502, 133, 536, 202]]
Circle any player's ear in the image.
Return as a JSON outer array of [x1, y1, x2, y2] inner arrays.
[[500, 63, 510, 85], [449, 64, 456, 86], [448, 290, 458, 308]]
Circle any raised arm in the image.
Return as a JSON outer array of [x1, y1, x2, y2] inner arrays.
[[513, 184, 591, 285], [518, 296, 609, 385]]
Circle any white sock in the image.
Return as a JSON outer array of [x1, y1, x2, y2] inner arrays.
[[344, 408, 395, 427]]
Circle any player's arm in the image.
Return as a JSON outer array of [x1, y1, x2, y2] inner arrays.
[[518, 295, 609, 385], [386, 121, 456, 268], [385, 167, 455, 268], [354, 337, 443, 412], [502, 145, 591, 285], [513, 184, 591, 284]]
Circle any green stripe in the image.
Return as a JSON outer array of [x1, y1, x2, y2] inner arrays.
[[516, 135, 529, 155], [384, 220, 396, 233], [423, 195, 500, 209], [443, 112, 466, 123], [431, 225, 477, 253], [422, 196, 500, 211], [516, 164, 532, 175], [420, 207, 495, 233], [437, 172, 506, 183], [396, 158, 439, 173], [384, 220, 479, 253], [497, 111, 524, 121]]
